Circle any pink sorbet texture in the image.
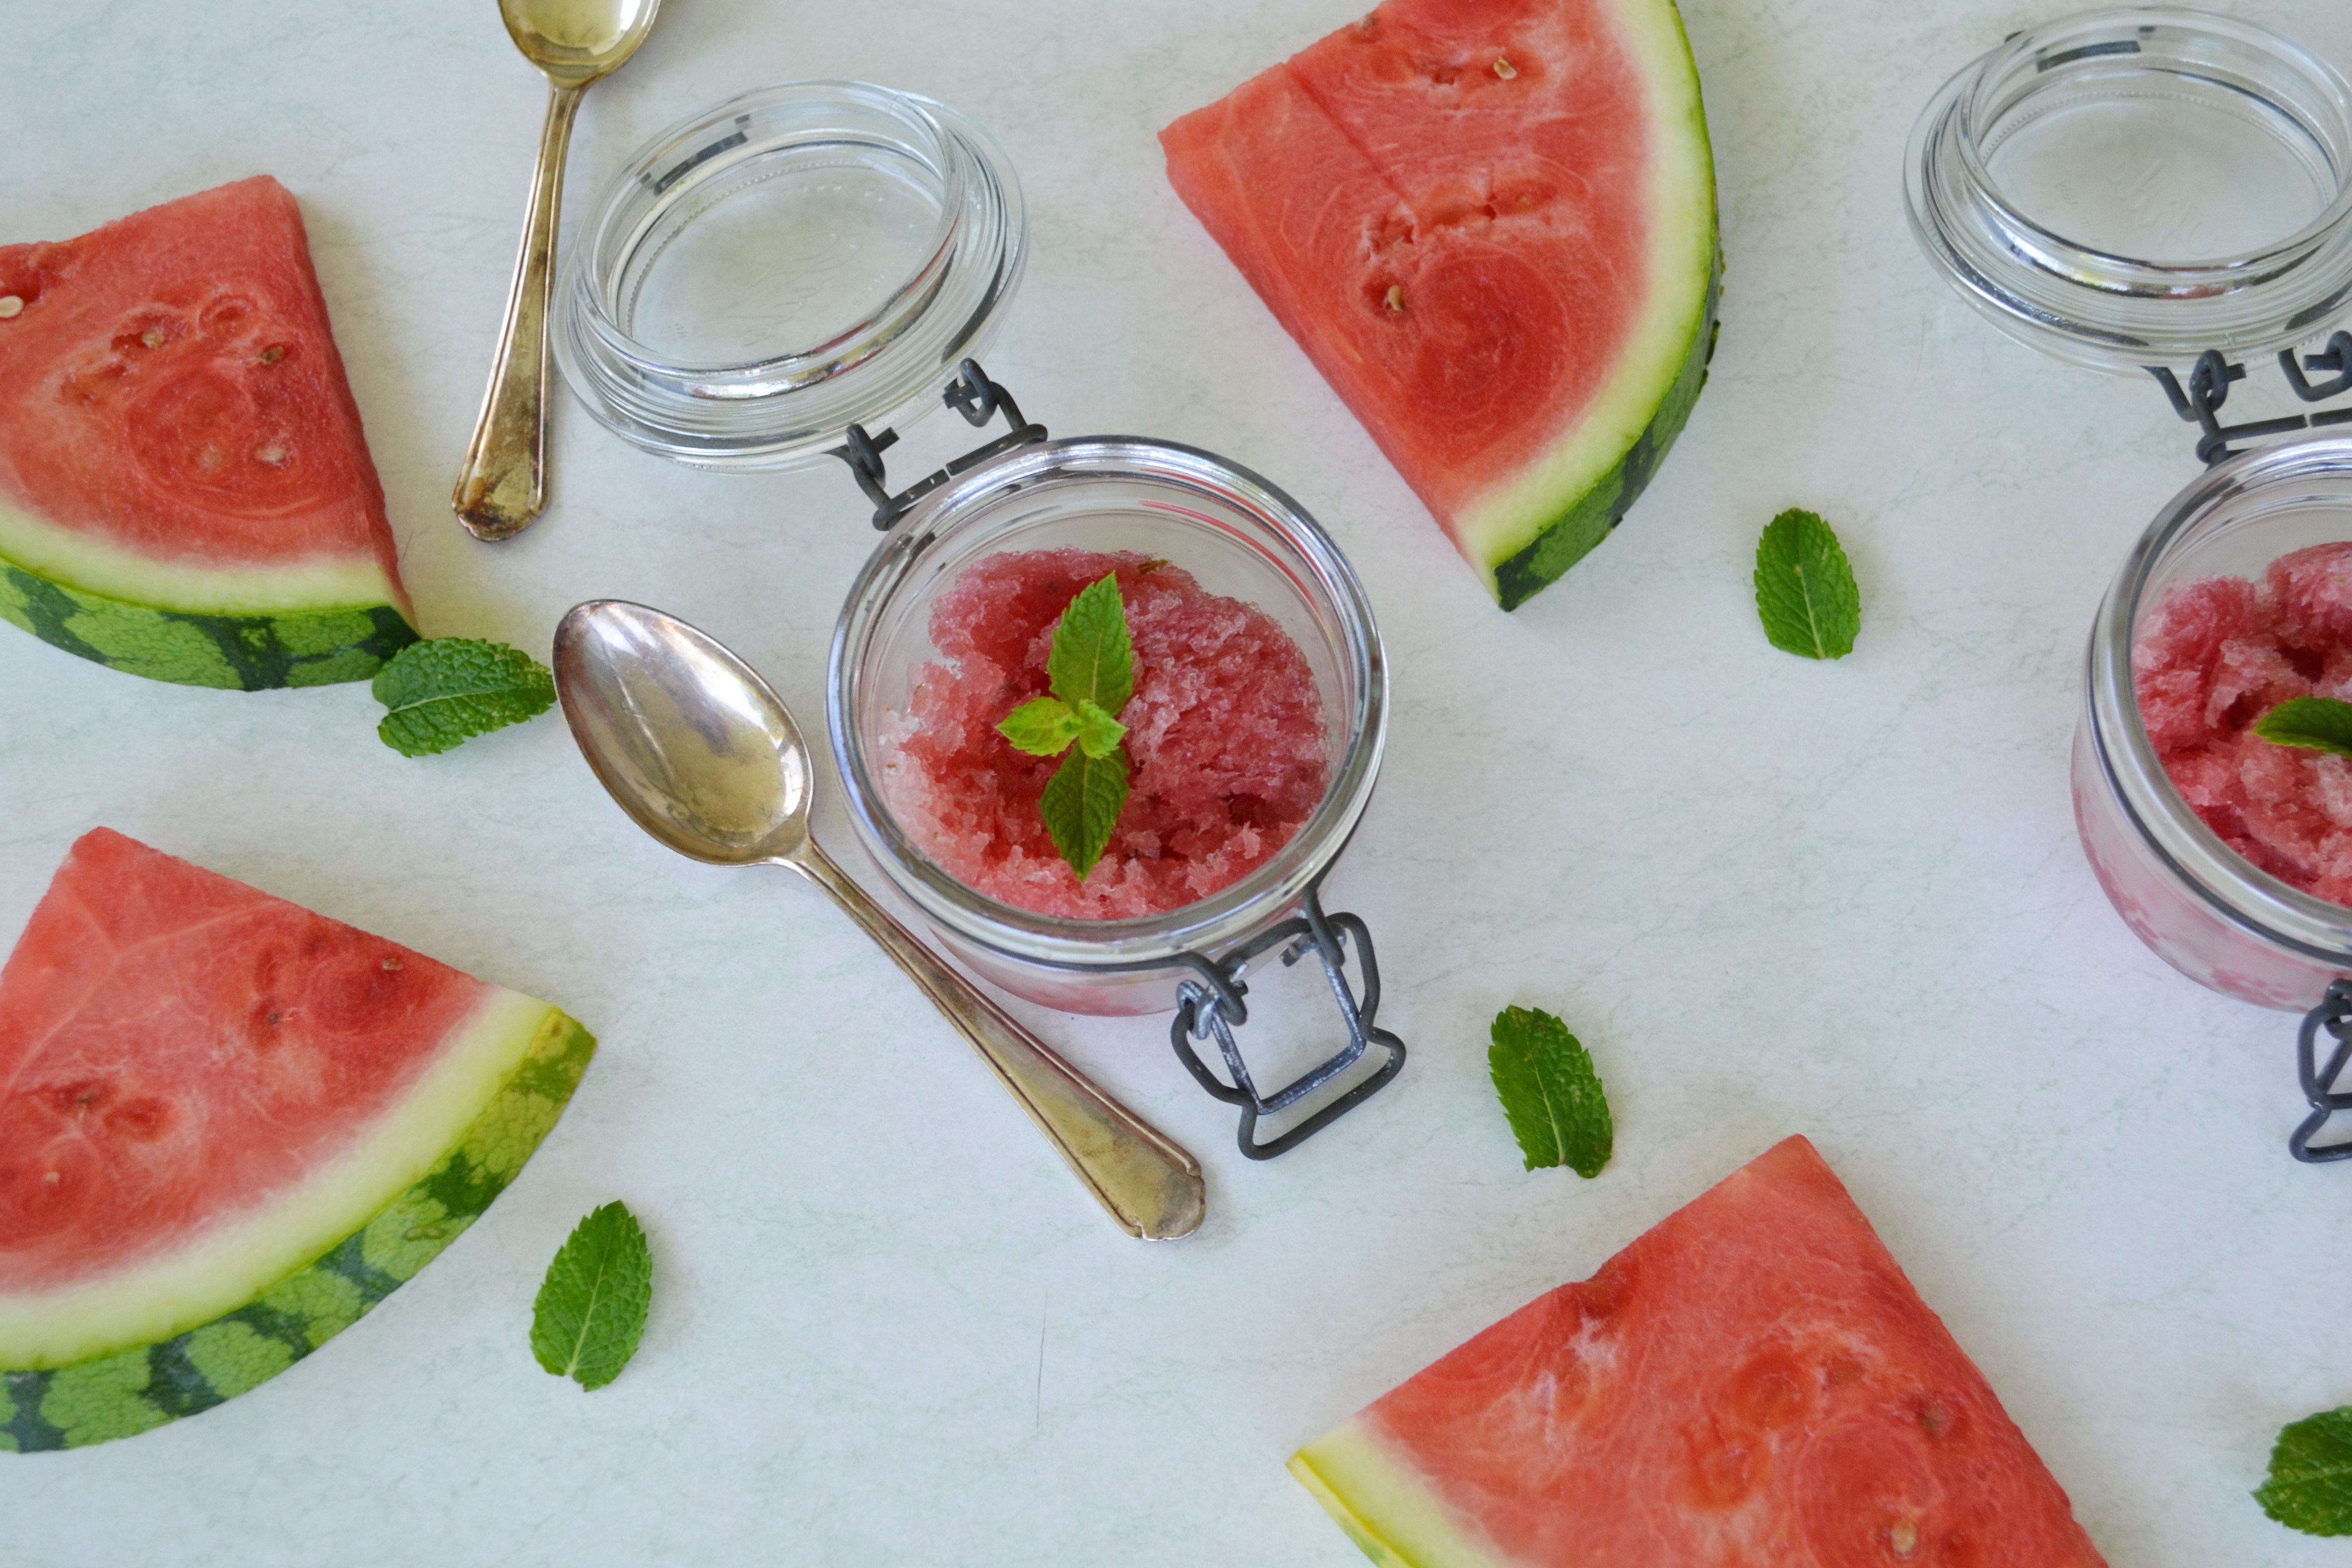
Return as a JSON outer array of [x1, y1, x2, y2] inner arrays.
[[2134, 540, 2352, 906], [878, 549, 1331, 919]]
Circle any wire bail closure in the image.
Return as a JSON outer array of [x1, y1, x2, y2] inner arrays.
[[1169, 877, 1407, 1160], [831, 359, 1048, 529], [2148, 335, 2352, 466], [2292, 978, 2352, 1162]]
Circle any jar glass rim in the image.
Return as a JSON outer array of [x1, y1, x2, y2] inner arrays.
[[2089, 433, 2352, 962], [1907, 6, 2352, 370], [826, 437, 1389, 971]]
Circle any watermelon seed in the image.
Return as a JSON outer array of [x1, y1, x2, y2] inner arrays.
[[140, 328, 168, 350], [1889, 1518, 1918, 1557], [258, 344, 287, 364], [0, 297, 21, 320], [254, 443, 289, 467], [1385, 285, 1406, 311], [383, 957, 403, 970], [1493, 56, 1517, 79]]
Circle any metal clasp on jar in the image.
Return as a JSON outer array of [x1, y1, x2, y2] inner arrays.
[[1168, 876, 1406, 1160]]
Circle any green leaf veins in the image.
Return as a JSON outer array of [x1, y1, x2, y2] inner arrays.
[[2258, 1406, 2352, 1535], [1487, 1006, 1613, 1178], [994, 573, 1138, 882], [1047, 573, 1136, 718], [1753, 508, 1861, 660], [2254, 696, 2352, 761], [530, 1201, 653, 1392], [372, 638, 555, 757]]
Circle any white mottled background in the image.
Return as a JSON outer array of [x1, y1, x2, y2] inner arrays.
[[5, 0, 2352, 1562]]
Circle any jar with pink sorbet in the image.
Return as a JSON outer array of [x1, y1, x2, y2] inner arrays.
[[2076, 435, 2352, 1157], [829, 435, 1401, 1155]]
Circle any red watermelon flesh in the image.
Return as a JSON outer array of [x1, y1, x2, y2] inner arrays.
[[0, 829, 483, 1293], [1161, 0, 1718, 608], [0, 828, 593, 1433], [1290, 1137, 2109, 1566], [0, 179, 418, 689]]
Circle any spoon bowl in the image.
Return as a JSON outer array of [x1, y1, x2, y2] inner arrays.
[[554, 601, 810, 865], [551, 600, 1207, 1240], [500, 0, 660, 86]]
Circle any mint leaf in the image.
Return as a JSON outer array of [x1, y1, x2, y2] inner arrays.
[[373, 638, 555, 757], [2258, 1407, 2352, 1535], [1070, 697, 1128, 761], [999, 696, 1084, 756], [531, 1201, 653, 1391], [1040, 745, 1129, 881], [1754, 508, 1860, 660], [2255, 697, 2352, 761], [1005, 572, 1139, 880], [1047, 573, 1136, 717], [1488, 1006, 1612, 1177]]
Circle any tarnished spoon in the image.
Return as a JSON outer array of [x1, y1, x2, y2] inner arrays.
[[453, 0, 662, 541], [552, 600, 1208, 1241]]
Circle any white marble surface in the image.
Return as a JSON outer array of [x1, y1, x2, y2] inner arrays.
[[7, 0, 2352, 1561]]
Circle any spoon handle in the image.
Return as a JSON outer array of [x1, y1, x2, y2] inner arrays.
[[793, 843, 1207, 1240], [452, 81, 584, 542]]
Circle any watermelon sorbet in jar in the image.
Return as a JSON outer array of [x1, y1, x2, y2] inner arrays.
[[2134, 540, 2352, 906], [873, 549, 1330, 919]]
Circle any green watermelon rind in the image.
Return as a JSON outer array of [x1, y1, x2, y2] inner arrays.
[[1291, 1419, 1509, 1568], [1490, 249, 1721, 611], [0, 1008, 595, 1453], [0, 554, 416, 690], [1461, 0, 1721, 610]]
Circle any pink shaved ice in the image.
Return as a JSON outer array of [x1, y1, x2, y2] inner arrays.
[[876, 549, 1330, 919], [2133, 540, 2352, 905]]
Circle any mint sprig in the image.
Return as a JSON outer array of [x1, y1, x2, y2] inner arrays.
[[372, 638, 555, 756], [530, 1201, 653, 1392], [997, 573, 1137, 880], [2257, 1406, 2352, 1535], [1754, 508, 1860, 660], [2255, 696, 2352, 761], [1488, 1005, 1612, 1177]]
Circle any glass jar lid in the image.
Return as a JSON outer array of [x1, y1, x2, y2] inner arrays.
[[554, 81, 1027, 468], [1906, 7, 2352, 372]]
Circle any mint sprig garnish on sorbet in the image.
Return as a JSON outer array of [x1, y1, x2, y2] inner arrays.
[[2257, 1405, 2352, 1535], [1488, 1005, 1613, 1178], [531, 1201, 654, 1392], [1754, 508, 1860, 660], [2254, 696, 2352, 761], [372, 638, 556, 756], [997, 572, 1136, 881]]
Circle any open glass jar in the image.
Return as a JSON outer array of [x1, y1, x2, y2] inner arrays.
[[555, 81, 1406, 1156], [828, 436, 1386, 1017], [1909, 9, 2352, 1158]]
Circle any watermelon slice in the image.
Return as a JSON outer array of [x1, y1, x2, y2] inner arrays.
[[1161, 0, 1719, 608], [1291, 1138, 2109, 1566], [0, 829, 594, 1451], [0, 178, 418, 689]]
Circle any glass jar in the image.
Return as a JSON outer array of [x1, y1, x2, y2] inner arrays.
[[1906, 6, 2352, 372], [827, 437, 1387, 1019], [553, 81, 1026, 468], [2076, 434, 2352, 1010]]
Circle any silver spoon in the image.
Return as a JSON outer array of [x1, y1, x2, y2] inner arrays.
[[453, 0, 663, 541], [552, 600, 1207, 1240]]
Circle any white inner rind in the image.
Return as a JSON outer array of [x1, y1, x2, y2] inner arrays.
[[1291, 1418, 1517, 1568], [0, 989, 556, 1370], [0, 489, 401, 617], [1452, 0, 1718, 582]]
